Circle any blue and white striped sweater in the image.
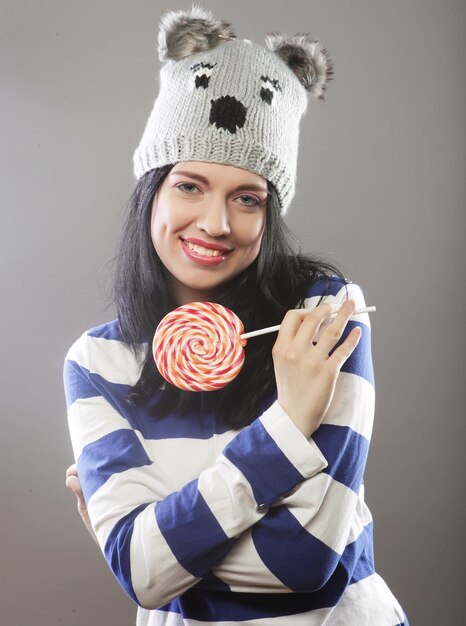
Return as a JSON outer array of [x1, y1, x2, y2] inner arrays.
[[63, 277, 409, 625]]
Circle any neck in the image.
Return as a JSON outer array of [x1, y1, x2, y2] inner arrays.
[[170, 278, 218, 306]]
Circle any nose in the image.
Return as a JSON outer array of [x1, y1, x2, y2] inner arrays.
[[196, 200, 231, 237], [209, 95, 247, 134]]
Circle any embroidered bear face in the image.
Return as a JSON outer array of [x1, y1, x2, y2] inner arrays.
[[133, 5, 334, 214], [158, 38, 307, 139]]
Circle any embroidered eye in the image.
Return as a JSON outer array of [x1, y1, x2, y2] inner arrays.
[[190, 61, 217, 90], [260, 75, 282, 105]]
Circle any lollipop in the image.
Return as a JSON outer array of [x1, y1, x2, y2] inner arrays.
[[153, 302, 247, 392], [153, 301, 377, 392]]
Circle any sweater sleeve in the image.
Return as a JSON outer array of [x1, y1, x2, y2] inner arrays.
[[210, 280, 376, 593], [63, 332, 328, 610]]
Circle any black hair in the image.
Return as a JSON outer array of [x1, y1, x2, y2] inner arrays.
[[111, 164, 348, 429]]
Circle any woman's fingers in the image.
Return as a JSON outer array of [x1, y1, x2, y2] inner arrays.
[[273, 300, 359, 368], [65, 464, 99, 545], [312, 299, 357, 358], [65, 463, 78, 479], [272, 298, 363, 439], [65, 474, 82, 497], [293, 302, 345, 348], [65, 464, 85, 507], [274, 302, 341, 353], [327, 325, 362, 370], [279, 300, 356, 357]]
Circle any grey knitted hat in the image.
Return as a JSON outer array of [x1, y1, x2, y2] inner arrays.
[[133, 4, 333, 214]]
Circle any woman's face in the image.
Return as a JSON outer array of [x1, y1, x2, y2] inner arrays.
[[151, 161, 268, 304]]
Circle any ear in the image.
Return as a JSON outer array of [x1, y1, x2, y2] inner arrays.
[[264, 32, 334, 101], [158, 3, 237, 63]]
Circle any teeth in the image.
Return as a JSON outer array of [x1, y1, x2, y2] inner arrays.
[[185, 241, 223, 257]]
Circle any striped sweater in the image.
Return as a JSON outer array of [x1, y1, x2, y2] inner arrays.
[[63, 276, 409, 625]]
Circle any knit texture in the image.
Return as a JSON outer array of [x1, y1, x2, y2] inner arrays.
[[133, 38, 308, 214]]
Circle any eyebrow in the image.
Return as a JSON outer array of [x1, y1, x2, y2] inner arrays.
[[171, 170, 269, 195]]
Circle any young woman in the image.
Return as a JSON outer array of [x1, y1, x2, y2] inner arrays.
[[64, 6, 409, 625]]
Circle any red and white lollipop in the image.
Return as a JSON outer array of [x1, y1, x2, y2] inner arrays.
[[153, 301, 376, 392], [153, 302, 247, 392]]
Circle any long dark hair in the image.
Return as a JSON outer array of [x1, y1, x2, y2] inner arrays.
[[110, 165, 348, 429]]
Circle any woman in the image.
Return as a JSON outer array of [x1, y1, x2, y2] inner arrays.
[[64, 6, 409, 625]]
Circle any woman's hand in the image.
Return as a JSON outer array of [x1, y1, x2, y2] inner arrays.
[[65, 463, 99, 545], [272, 299, 361, 439]]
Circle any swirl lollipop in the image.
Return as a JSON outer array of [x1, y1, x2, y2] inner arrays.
[[153, 301, 377, 391], [153, 302, 247, 392]]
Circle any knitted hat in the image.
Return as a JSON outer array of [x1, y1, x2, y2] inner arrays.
[[133, 4, 333, 214]]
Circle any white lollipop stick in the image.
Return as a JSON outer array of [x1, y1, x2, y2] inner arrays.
[[240, 306, 376, 340]]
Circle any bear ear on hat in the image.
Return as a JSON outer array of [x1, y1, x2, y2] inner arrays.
[[264, 32, 334, 101], [158, 3, 237, 63]]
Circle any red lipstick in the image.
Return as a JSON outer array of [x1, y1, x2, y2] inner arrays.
[[181, 237, 233, 253], [179, 238, 231, 266]]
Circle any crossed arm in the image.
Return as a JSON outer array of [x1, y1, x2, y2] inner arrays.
[[64, 281, 373, 609]]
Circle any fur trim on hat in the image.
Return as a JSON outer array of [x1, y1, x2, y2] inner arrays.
[[264, 32, 334, 101], [158, 4, 236, 63]]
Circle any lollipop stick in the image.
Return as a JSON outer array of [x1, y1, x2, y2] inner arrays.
[[240, 306, 376, 340]]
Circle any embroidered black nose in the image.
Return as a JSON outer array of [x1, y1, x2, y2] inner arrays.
[[209, 95, 246, 134]]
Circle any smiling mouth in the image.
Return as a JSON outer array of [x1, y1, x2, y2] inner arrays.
[[180, 238, 233, 258]]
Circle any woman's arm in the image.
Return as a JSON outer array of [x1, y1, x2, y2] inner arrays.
[[211, 280, 375, 593], [63, 331, 330, 610]]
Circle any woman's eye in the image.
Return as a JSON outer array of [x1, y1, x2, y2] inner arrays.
[[176, 184, 261, 207], [176, 183, 198, 193], [238, 195, 260, 207]]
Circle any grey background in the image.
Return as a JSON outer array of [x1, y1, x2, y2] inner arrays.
[[1, 0, 464, 624]]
